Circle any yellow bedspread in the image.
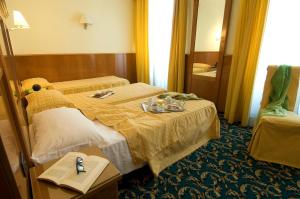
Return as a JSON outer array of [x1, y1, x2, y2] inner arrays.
[[66, 83, 165, 119], [52, 76, 130, 94], [76, 95, 220, 175]]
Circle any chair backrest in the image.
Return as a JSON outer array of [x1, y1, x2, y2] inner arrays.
[[260, 65, 300, 111]]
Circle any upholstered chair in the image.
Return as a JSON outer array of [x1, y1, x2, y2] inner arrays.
[[248, 65, 300, 168]]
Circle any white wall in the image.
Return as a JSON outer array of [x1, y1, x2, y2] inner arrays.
[[5, 0, 134, 55], [195, 0, 225, 52], [225, 0, 240, 55]]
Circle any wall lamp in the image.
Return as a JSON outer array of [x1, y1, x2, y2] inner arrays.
[[10, 10, 30, 30], [80, 15, 92, 29]]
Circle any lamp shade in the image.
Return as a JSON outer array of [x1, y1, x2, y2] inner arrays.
[[79, 15, 92, 29], [13, 10, 29, 29], [80, 15, 92, 25]]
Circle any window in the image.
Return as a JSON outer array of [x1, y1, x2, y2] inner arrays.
[[249, 0, 300, 124], [148, 0, 174, 89]]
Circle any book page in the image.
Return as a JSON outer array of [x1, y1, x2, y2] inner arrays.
[[60, 155, 109, 194], [38, 152, 87, 185]]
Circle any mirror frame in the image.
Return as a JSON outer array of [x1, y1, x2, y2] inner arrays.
[[0, 67, 30, 198], [0, 17, 22, 99], [186, 0, 232, 107], [0, 17, 32, 168]]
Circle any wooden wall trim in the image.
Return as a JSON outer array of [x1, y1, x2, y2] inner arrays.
[[14, 53, 137, 83], [193, 51, 219, 66], [185, 0, 199, 92], [185, 54, 232, 112], [214, 0, 233, 110], [185, 0, 233, 107], [217, 55, 232, 112]]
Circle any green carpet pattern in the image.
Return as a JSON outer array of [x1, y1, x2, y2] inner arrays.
[[118, 115, 300, 198]]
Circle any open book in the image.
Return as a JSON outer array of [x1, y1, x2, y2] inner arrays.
[[38, 152, 109, 194]]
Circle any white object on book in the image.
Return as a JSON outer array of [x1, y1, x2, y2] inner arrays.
[[141, 102, 148, 112], [89, 90, 115, 99], [38, 151, 109, 194]]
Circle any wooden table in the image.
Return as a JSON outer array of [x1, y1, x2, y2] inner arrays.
[[30, 146, 121, 199]]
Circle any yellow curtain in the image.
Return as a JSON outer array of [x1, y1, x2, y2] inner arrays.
[[225, 0, 269, 126], [0, 0, 8, 18], [167, 0, 188, 92], [134, 0, 150, 84]]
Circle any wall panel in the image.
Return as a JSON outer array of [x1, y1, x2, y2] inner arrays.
[[217, 55, 232, 112], [14, 53, 137, 83]]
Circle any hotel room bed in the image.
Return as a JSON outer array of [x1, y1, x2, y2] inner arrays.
[[29, 119, 144, 175], [65, 82, 166, 115], [25, 82, 220, 175], [193, 69, 217, 77], [26, 83, 165, 174], [52, 76, 130, 94], [76, 96, 220, 175], [21, 76, 130, 95]]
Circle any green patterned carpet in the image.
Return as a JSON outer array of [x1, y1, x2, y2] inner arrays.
[[118, 115, 300, 198]]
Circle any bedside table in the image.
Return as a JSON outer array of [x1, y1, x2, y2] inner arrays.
[[30, 146, 121, 199]]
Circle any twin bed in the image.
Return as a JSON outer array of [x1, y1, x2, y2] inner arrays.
[[51, 76, 130, 94], [21, 76, 220, 175]]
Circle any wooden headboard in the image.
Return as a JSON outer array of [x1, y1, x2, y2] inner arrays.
[[193, 51, 219, 66], [14, 53, 137, 83]]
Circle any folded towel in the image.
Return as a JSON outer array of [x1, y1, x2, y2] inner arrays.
[[261, 65, 291, 116], [89, 90, 115, 99], [158, 93, 201, 101]]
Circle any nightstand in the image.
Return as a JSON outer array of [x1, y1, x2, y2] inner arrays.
[[29, 146, 121, 199]]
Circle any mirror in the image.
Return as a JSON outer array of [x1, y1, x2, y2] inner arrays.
[[0, 17, 21, 100], [0, 17, 30, 157], [188, 0, 232, 103], [192, 0, 225, 77], [0, 68, 30, 198], [0, 14, 30, 198]]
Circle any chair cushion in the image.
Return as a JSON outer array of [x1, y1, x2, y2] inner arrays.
[[259, 111, 300, 125], [249, 111, 300, 169]]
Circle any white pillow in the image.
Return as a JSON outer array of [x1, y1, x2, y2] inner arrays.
[[31, 107, 105, 164]]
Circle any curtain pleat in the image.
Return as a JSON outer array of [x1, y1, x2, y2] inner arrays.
[[134, 0, 150, 84], [225, 0, 269, 126], [167, 0, 187, 92], [0, 0, 8, 18]]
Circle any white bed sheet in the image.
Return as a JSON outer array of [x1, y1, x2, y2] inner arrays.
[[29, 121, 144, 175], [93, 121, 144, 174]]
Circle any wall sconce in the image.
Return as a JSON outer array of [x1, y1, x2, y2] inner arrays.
[[80, 15, 92, 29], [10, 10, 30, 30]]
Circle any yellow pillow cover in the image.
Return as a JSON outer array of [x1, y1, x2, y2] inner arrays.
[[21, 78, 53, 92], [26, 90, 75, 123]]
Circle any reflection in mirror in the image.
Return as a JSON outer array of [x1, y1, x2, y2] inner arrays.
[[0, 17, 21, 99], [0, 70, 29, 198], [192, 0, 225, 77], [0, 89, 20, 172], [0, 17, 29, 156]]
